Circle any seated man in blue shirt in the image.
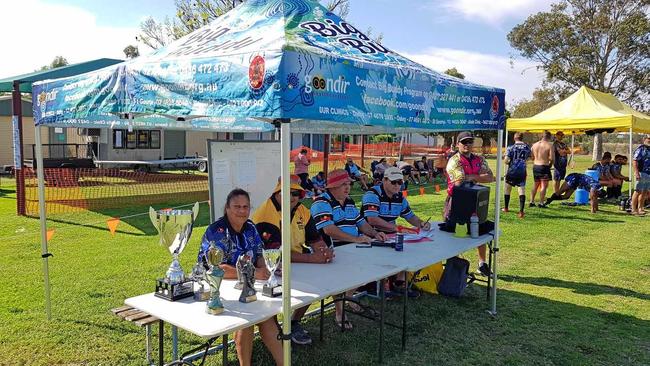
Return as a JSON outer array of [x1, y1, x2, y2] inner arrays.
[[344, 158, 370, 190], [545, 173, 601, 213], [361, 166, 431, 298], [311, 171, 326, 195], [311, 169, 387, 330]]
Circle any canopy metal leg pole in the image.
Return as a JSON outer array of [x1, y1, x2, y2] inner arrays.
[[280, 120, 292, 366], [570, 135, 575, 169], [35, 125, 52, 320], [629, 128, 633, 198], [489, 129, 503, 316]]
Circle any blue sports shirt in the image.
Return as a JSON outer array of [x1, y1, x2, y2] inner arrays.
[[506, 142, 531, 177], [197, 216, 263, 267], [633, 145, 650, 174], [310, 190, 366, 247], [361, 184, 415, 229]]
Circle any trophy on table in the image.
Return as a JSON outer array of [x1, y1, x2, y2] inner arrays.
[[261, 248, 282, 297], [205, 244, 225, 315], [190, 262, 210, 301], [149, 202, 199, 301], [236, 254, 257, 303]]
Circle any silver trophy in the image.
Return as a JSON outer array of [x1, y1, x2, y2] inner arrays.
[[149, 202, 199, 301], [261, 248, 282, 297], [190, 262, 210, 301], [236, 254, 257, 303]]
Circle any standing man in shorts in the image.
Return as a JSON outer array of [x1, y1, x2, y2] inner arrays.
[[631, 135, 650, 215], [503, 132, 531, 218], [553, 131, 570, 194], [530, 131, 554, 208]]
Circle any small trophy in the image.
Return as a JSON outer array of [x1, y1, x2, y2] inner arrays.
[[261, 249, 282, 297], [205, 245, 225, 315], [236, 254, 257, 303], [149, 202, 199, 301], [190, 262, 210, 301]]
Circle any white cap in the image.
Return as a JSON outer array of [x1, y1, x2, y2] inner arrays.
[[384, 167, 404, 181]]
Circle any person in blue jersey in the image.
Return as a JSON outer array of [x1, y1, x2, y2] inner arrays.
[[197, 188, 283, 366], [310, 169, 387, 330], [610, 155, 629, 199], [591, 152, 622, 198], [545, 173, 601, 213], [361, 167, 431, 233], [361, 166, 431, 298], [503, 132, 532, 218], [344, 157, 370, 190], [553, 131, 571, 194], [631, 135, 650, 215]]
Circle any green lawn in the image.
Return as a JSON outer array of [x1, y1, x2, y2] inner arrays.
[[0, 156, 648, 366]]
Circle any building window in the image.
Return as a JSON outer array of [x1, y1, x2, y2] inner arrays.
[[113, 129, 161, 149]]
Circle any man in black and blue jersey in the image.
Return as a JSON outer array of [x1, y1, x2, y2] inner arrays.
[[503, 132, 531, 218], [545, 173, 601, 213]]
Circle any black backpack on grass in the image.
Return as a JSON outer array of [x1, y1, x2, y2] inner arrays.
[[437, 256, 470, 297]]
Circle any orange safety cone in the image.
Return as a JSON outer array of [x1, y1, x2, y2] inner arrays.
[[46, 229, 55, 242], [419, 186, 425, 196], [402, 190, 408, 198], [434, 184, 441, 193]]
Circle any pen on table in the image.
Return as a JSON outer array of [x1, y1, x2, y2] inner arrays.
[[422, 216, 431, 228]]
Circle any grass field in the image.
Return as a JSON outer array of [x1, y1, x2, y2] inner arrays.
[[0, 156, 648, 366]]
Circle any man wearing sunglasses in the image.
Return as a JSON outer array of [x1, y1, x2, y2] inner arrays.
[[445, 131, 495, 277], [252, 175, 334, 345], [361, 167, 431, 233]]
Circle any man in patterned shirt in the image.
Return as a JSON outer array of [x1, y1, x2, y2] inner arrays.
[[591, 152, 621, 198], [631, 135, 650, 215], [503, 132, 531, 218], [445, 131, 495, 277]]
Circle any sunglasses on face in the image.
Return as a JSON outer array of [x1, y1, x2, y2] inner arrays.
[[460, 139, 474, 145], [389, 179, 403, 186], [290, 190, 303, 197]]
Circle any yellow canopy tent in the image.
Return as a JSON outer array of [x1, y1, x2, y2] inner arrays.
[[507, 86, 650, 197], [508, 86, 650, 134]]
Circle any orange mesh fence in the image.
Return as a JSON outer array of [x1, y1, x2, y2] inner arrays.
[[23, 168, 208, 216]]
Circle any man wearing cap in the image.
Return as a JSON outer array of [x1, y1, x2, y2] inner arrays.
[[252, 175, 334, 345], [553, 131, 571, 194], [310, 169, 387, 330], [362, 167, 431, 233], [631, 135, 650, 215], [445, 131, 495, 277]]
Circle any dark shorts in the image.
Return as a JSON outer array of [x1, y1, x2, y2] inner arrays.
[[505, 172, 527, 187], [533, 164, 551, 182], [553, 166, 566, 181]]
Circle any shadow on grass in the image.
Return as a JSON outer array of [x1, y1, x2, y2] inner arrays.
[[533, 210, 626, 223], [280, 286, 650, 366], [500, 274, 650, 301]]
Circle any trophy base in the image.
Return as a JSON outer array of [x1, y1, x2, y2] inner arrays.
[[206, 306, 224, 315], [155, 278, 194, 301], [262, 285, 282, 297], [239, 294, 257, 303], [194, 290, 211, 301]]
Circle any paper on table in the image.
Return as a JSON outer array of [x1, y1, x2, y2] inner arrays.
[[403, 229, 435, 242], [213, 159, 231, 185], [237, 154, 256, 185]]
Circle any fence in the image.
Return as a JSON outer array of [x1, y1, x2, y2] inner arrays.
[[23, 168, 209, 216]]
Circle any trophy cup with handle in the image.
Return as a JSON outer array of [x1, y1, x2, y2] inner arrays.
[[149, 202, 199, 301], [261, 248, 282, 297], [205, 244, 225, 314]]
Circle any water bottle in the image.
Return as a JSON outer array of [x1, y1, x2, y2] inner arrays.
[[395, 233, 404, 252], [470, 213, 479, 239]]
